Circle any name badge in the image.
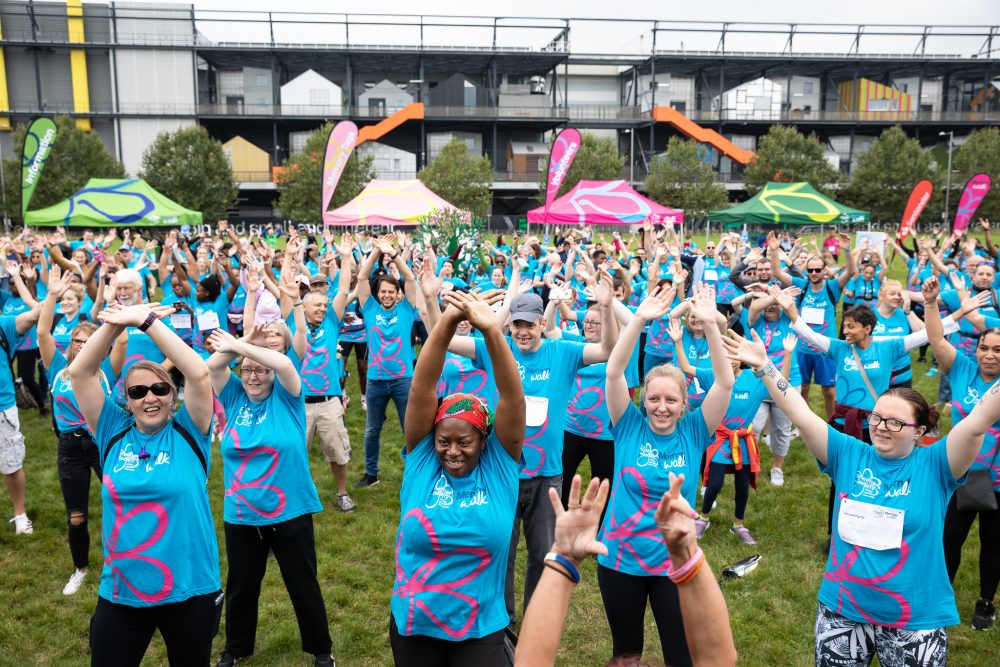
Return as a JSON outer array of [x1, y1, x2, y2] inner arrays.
[[837, 497, 904, 551], [802, 306, 825, 326], [169, 313, 192, 329], [525, 395, 549, 427], [702, 270, 718, 282], [197, 311, 221, 331]]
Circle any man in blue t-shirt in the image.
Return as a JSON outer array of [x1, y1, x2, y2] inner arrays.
[[0, 306, 42, 534], [447, 285, 617, 619]]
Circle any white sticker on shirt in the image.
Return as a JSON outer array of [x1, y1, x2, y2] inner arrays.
[[837, 497, 905, 551], [525, 395, 549, 427], [170, 313, 192, 329], [703, 270, 718, 282], [802, 306, 825, 326], [197, 311, 221, 331]]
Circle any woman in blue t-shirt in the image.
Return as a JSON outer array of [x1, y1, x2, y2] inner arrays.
[[923, 276, 1000, 631], [391, 289, 524, 666], [38, 270, 126, 597], [600, 285, 734, 667], [723, 318, 1000, 667], [207, 327, 334, 666], [69, 301, 221, 667], [873, 280, 925, 389]]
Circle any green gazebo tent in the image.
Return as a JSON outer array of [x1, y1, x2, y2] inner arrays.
[[708, 181, 868, 229], [25, 178, 203, 227]]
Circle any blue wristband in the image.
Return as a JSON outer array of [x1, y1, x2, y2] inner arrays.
[[544, 552, 580, 584]]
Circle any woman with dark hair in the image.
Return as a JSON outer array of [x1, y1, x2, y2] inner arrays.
[[390, 290, 524, 666], [69, 301, 220, 666], [38, 269, 126, 596], [923, 275, 1000, 631], [192, 273, 234, 358], [724, 321, 1000, 667]]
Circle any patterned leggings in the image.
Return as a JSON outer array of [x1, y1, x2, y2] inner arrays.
[[814, 603, 947, 667]]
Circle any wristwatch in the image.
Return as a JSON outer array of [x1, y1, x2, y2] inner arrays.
[[137, 312, 157, 332], [752, 362, 774, 378]]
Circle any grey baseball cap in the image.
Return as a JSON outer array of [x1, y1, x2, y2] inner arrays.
[[509, 293, 544, 322]]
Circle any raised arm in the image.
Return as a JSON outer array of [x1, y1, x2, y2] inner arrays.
[[37, 268, 71, 369], [667, 319, 696, 377], [68, 320, 126, 434], [354, 238, 383, 306], [723, 330, 829, 465], [207, 327, 301, 397], [582, 272, 617, 365], [921, 276, 956, 374], [767, 233, 794, 286], [406, 300, 464, 449], [688, 286, 734, 431], [330, 235, 355, 320]]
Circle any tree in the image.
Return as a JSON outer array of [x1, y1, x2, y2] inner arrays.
[[953, 127, 1000, 221], [2, 115, 124, 222], [140, 125, 237, 222], [645, 137, 728, 220], [417, 138, 493, 216], [843, 126, 939, 223], [537, 132, 624, 204], [743, 125, 842, 196], [275, 122, 375, 224]]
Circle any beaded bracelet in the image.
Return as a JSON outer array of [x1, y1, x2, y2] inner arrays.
[[666, 547, 704, 585], [544, 552, 581, 584]]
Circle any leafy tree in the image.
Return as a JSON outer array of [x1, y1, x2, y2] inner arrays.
[[843, 126, 939, 223], [743, 125, 842, 196], [275, 122, 375, 224], [417, 138, 493, 216], [953, 127, 1000, 221], [140, 125, 237, 222], [645, 137, 728, 220], [2, 115, 124, 222], [537, 132, 624, 205]]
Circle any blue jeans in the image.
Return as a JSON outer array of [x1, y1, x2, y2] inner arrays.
[[363, 377, 411, 476]]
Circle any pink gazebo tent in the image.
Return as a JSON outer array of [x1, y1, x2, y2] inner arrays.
[[323, 179, 466, 226], [527, 179, 683, 226]]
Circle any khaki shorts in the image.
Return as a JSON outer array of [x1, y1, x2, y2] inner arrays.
[[306, 397, 351, 465], [0, 406, 25, 475]]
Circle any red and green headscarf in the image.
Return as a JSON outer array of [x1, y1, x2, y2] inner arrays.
[[435, 393, 494, 436]]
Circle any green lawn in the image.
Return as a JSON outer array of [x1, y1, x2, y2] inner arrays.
[[1, 241, 999, 665]]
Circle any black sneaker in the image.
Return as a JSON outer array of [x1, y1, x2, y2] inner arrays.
[[216, 651, 237, 667], [356, 473, 380, 488], [973, 598, 996, 630], [314, 654, 335, 667]]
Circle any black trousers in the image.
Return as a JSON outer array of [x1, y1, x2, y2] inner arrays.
[[702, 462, 751, 520], [389, 616, 506, 667], [597, 565, 692, 667], [943, 491, 1000, 601], [561, 431, 615, 509], [57, 431, 103, 570], [16, 348, 46, 409], [223, 514, 332, 658], [89, 591, 222, 667]]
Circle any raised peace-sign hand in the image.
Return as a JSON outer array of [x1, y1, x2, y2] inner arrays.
[[721, 329, 770, 369], [549, 475, 610, 566], [653, 473, 699, 558]]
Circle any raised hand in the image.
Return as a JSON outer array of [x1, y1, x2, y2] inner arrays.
[[335, 233, 356, 257], [207, 328, 239, 354], [635, 284, 675, 323], [442, 290, 501, 333], [418, 260, 442, 298], [687, 284, 718, 324], [667, 317, 683, 342], [921, 275, 940, 303], [782, 332, 798, 352], [654, 473, 699, 556], [721, 329, 769, 368], [98, 302, 174, 327], [837, 232, 851, 250], [981, 218, 991, 231], [549, 475, 610, 565]]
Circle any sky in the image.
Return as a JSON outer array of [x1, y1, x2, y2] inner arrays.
[[127, 0, 1000, 57]]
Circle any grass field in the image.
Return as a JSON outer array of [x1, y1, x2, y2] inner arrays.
[[1, 241, 999, 666]]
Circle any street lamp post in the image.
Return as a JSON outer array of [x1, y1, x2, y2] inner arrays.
[[623, 128, 634, 182], [939, 130, 954, 226]]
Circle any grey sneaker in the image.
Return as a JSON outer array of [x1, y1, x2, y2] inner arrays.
[[337, 493, 356, 512], [355, 474, 380, 488], [731, 525, 757, 545], [695, 517, 710, 540]]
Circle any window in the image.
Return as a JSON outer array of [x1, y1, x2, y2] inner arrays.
[[256, 74, 268, 87], [465, 138, 475, 150], [309, 89, 330, 106], [868, 99, 900, 112], [802, 81, 814, 94], [369, 98, 386, 115], [393, 158, 401, 170]]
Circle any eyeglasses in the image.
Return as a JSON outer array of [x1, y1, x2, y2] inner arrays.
[[582, 319, 601, 328], [126, 382, 172, 400], [869, 413, 918, 432], [70, 338, 88, 346], [243, 367, 273, 378], [807, 268, 824, 274]]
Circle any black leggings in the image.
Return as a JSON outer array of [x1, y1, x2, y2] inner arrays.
[[943, 491, 1000, 601], [701, 462, 750, 520], [89, 591, 222, 667], [597, 565, 691, 667], [561, 431, 615, 510], [17, 348, 46, 410], [340, 340, 368, 396], [388, 615, 506, 667], [57, 432, 103, 570]]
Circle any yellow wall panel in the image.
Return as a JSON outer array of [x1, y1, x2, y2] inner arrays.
[[67, 1, 90, 127]]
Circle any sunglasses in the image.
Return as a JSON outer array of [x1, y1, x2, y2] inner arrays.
[[807, 268, 824, 274], [126, 382, 172, 400]]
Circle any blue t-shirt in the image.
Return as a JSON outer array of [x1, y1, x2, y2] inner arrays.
[[363, 299, 417, 381], [290, 310, 343, 398], [218, 373, 322, 525], [566, 362, 613, 442], [793, 277, 843, 354], [192, 293, 231, 354], [2, 296, 35, 350], [436, 347, 497, 407], [677, 330, 711, 409], [819, 426, 963, 630], [873, 308, 913, 384], [339, 301, 366, 344], [0, 316, 20, 411], [846, 276, 880, 307], [698, 370, 769, 465], [941, 289, 999, 361], [599, 403, 710, 576], [826, 337, 906, 411], [51, 312, 86, 355], [392, 431, 519, 640], [95, 401, 220, 607], [745, 313, 802, 387], [948, 354, 1000, 491], [46, 351, 115, 434]]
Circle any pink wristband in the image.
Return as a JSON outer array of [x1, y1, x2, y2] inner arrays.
[[666, 547, 703, 582]]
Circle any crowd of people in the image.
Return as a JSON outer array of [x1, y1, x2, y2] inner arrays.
[[1, 217, 998, 666]]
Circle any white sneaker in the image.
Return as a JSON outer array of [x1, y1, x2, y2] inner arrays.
[[10, 514, 32, 534], [63, 569, 87, 595], [770, 467, 785, 487]]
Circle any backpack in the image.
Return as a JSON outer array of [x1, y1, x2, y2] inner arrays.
[[0, 329, 35, 410], [102, 421, 208, 479]]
